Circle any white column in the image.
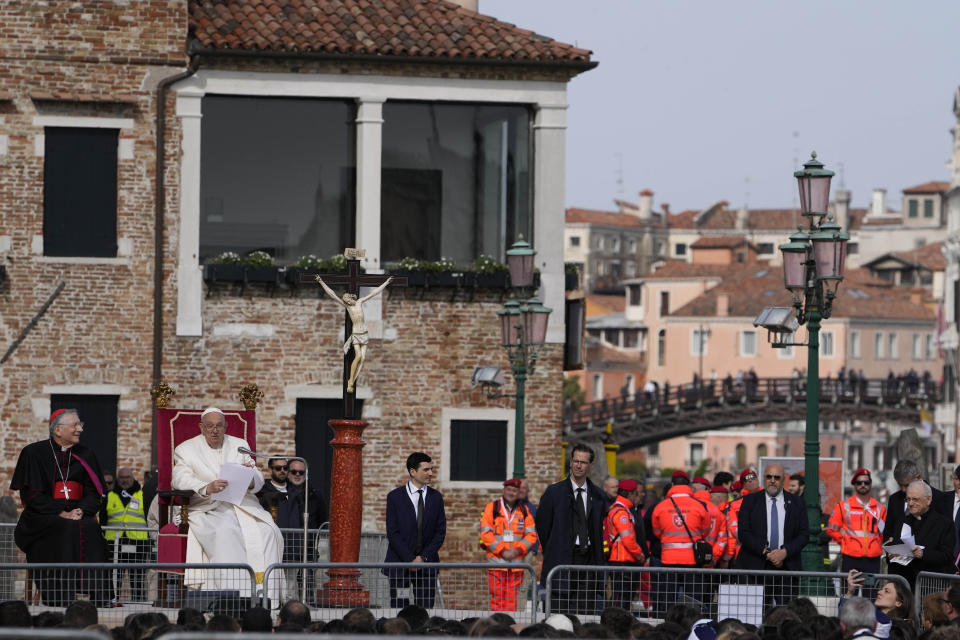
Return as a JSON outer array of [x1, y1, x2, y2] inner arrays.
[[176, 89, 204, 337], [355, 98, 384, 273], [533, 103, 568, 344]]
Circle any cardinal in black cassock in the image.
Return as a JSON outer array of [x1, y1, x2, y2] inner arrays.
[[10, 409, 112, 606]]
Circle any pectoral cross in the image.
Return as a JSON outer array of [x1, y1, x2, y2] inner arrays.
[[61, 484, 71, 499], [301, 249, 406, 418]]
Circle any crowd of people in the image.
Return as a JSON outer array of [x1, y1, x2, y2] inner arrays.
[[9, 408, 960, 637]]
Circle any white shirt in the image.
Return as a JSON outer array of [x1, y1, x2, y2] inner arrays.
[[407, 481, 426, 516], [765, 491, 787, 549], [570, 477, 589, 546], [270, 481, 287, 493]]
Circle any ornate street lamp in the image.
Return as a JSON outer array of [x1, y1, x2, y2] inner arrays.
[[483, 239, 551, 479], [783, 153, 848, 572]]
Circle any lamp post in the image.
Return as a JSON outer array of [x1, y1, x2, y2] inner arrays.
[[493, 238, 552, 479], [779, 153, 849, 572]]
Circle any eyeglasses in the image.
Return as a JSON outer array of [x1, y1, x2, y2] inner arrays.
[[905, 497, 926, 503], [743, 474, 757, 481], [854, 480, 872, 486], [288, 469, 305, 476], [765, 474, 782, 480], [201, 424, 225, 431], [58, 422, 83, 429], [272, 465, 288, 471]]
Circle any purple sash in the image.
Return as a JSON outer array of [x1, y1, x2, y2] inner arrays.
[[70, 451, 104, 496]]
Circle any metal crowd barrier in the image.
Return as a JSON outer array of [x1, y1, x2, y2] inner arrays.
[[0, 631, 110, 640], [261, 562, 539, 623], [544, 565, 910, 623], [0, 562, 255, 628], [914, 571, 960, 628]]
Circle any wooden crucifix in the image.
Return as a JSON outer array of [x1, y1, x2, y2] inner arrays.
[[301, 249, 406, 418]]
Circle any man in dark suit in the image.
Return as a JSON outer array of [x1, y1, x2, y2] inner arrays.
[[735, 463, 809, 605], [535, 444, 605, 614], [883, 459, 953, 547], [885, 480, 955, 586], [384, 452, 446, 609]]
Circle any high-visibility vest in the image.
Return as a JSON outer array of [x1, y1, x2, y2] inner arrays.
[[826, 495, 886, 558], [479, 498, 537, 565], [605, 495, 645, 563], [105, 490, 148, 540], [651, 486, 711, 565], [695, 489, 726, 564], [722, 496, 744, 561]]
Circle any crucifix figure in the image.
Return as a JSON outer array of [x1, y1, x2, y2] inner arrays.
[[315, 275, 392, 394], [303, 249, 406, 418]]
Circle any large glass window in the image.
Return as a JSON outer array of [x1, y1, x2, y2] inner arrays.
[[199, 96, 356, 264], [381, 102, 532, 264]]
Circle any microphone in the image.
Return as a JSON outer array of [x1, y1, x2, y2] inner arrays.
[[237, 446, 257, 457]]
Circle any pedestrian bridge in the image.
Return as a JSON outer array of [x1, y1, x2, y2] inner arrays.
[[563, 377, 943, 451]]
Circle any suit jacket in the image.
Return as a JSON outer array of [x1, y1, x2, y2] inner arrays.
[[535, 477, 605, 585], [384, 483, 445, 564], [734, 489, 808, 571], [887, 508, 955, 585], [884, 486, 953, 544]]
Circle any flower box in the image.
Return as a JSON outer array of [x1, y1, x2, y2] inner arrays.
[[204, 264, 281, 284]]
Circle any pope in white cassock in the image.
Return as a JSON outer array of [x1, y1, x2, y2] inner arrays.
[[172, 407, 283, 600]]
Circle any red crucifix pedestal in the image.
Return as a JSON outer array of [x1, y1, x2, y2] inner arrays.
[[317, 418, 370, 606]]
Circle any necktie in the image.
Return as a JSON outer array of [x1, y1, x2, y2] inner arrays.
[[415, 489, 424, 556], [769, 495, 780, 551], [575, 487, 589, 548]]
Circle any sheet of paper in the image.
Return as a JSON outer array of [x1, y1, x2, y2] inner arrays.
[[883, 542, 916, 565], [213, 462, 254, 506]]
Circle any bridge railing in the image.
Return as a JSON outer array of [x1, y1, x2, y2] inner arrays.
[[564, 376, 941, 431]]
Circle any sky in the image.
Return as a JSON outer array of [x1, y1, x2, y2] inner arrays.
[[482, 0, 960, 214]]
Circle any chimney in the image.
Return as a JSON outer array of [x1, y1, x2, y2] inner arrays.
[[638, 190, 654, 223], [716, 294, 729, 317], [834, 189, 851, 230], [735, 206, 749, 230], [661, 203, 670, 227], [870, 188, 886, 218], [446, 0, 478, 10]]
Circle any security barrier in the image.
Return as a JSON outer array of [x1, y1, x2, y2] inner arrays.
[[261, 562, 539, 623], [0, 562, 256, 628], [914, 571, 960, 627], [0, 631, 111, 640], [543, 565, 911, 622]]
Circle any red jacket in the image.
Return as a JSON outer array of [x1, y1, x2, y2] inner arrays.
[[651, 485, 711, 565], [605, 495, 644, 564]]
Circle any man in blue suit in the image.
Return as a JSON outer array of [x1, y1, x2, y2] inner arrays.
[[535, 444, 605, 614], [384, 452, 446, 609], [735, 463, 808, 606]]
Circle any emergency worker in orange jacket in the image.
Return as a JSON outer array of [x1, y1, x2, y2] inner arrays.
[[692, 478, 725, 565], [650, 473, 711, 615], [605, 479, 646, 609], [480, 478, 538, 611], [827, 468, 887, 596], [721, 469, 760, 566]]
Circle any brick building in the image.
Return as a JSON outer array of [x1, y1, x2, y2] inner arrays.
[[0, 0, 595, 560]]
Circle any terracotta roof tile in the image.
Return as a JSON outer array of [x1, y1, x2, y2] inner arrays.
[[669, 266, 934, 322], [903, 181, 950, 194], [586, 294, 626, 314], [887, 241, 946, 271], [639, 262, 730, 280], [585, 340, 645, 365], [690, 234, 754, 249], [566, 207, 642, 228], [189, 0, 593, 65]]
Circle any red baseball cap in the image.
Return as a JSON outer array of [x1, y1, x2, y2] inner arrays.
[[740, 469, 758, 483], [850, 468, 871, 485]]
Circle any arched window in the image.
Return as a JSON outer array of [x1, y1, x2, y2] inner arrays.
[[657, 330, 666, 366], [735, 443, 747, 469], [757, 443, 768, 460], [829, 444, 837, 457]]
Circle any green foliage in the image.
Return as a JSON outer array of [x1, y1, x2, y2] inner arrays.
[[659, 467, 677, 478], [564, 262, 582, 275], [242, 250, 275, 267], [693, 459, 711, 479], [211, 251, 241, 266], [293, 254, 347, 271], [472, 255, 508, 274], [395, 257, 422, 271], [420, 257, 457, 272], [563, 376, 586, 409], [616, 458, 646, 479]]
